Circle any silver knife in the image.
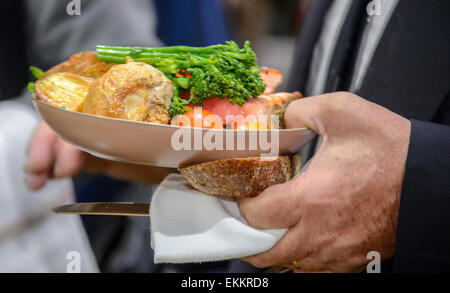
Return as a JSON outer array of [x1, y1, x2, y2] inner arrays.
[[52, 202, 150, 217]]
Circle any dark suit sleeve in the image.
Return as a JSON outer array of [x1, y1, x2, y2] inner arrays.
[[393, 120, 450, 272]]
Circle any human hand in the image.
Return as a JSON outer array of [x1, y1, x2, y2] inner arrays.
[[24, 121, 85, 190], [238, 92, 411, 272], [24, 121, 174, 190]]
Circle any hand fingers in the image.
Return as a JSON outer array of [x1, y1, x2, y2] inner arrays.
[[238, 174, 308, 229], [242, 223, 310, 268], [25, 122, 57, 175], [53, 139, 86, 178], [24, 122, 58, 190], [293, 269, 332, 273], [23, 173, 49, 191]]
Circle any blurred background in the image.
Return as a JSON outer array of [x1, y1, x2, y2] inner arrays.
[[155, 0, 310, 91], [222, 0, 309, 91], [0, 0, 310, 272]]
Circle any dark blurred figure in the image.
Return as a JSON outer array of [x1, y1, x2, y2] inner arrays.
[[281, 0, 449, 272]]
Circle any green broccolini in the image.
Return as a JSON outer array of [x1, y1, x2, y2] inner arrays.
[[30, 66, 45, 79], [96, 41, 266, 117], [27, 66, 45, 92]]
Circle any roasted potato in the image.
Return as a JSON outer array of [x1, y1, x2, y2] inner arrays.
[[35, 72, 93, 111]]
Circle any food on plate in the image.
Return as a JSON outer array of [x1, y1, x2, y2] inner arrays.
[[171, 108, 223, 129], [179, 91, 302, 128], [259, 67, 282, 94], [44, 51, 114, 79], [82, 62, 173, 124], [228, 91, 302, 129], [235, 122, 268, 131], [35, 72, 94, 111], [178, 155, 301, 198], [30, 41, 302, 129], [201, 97, 243, 125], [96, 41, 266, 117], [241, 92, 302, 118]]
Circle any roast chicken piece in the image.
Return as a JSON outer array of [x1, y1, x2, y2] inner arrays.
[[82, 62, 173, 124], [44, 51, 114, 79], [34, 72, 94, 111]]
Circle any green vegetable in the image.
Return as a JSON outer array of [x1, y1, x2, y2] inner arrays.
[[30, 66, 44, 79], [169, 94, 188, 117], [27, 82, 35, 92], [176, 77, 190, 89], [28, 66, 45, 93], [96, 41, 266, 116]]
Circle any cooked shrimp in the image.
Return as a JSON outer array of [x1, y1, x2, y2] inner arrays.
[[231, 92, 302, 129], [260, 68, 283, 94], [242, 92, 302, 118]]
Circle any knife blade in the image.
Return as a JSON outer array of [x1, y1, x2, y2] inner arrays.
[[52, 202, 150, 217]]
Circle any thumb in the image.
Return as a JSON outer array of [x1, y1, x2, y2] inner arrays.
[[237, 174, 308, 229], [285, 93, 344, 135]]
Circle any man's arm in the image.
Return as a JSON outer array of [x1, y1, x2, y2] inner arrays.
[[238, 92, 411, 272], [393, 120, 450, 272], [237, 93, 450, 272]]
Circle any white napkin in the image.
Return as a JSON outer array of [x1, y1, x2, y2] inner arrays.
[[150, 174, 287, 264]]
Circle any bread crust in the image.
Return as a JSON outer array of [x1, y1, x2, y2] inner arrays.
[[178, 156, 294, 198]]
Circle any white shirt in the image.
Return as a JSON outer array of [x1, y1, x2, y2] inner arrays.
[[307, 0, 400, 96]]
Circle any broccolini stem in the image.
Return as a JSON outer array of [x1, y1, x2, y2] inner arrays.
[[96, 42, 250, 64], [97, 43, 240, 55]]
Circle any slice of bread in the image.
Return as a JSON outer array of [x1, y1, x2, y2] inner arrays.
[[178, 155, 301, 199]]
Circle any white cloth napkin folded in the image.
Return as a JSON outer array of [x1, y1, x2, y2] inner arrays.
[[150, 174, 287, 264]]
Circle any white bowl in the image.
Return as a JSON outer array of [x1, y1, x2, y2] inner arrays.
[[33, 99, 316, 168]]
